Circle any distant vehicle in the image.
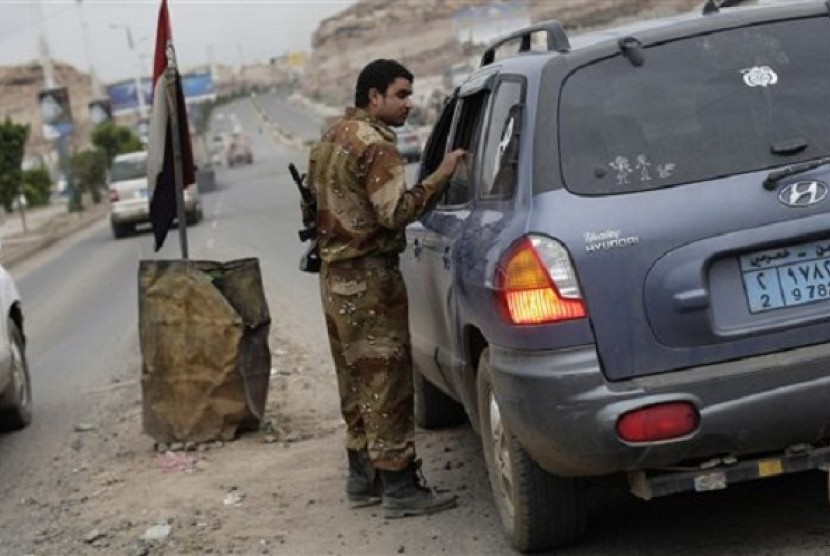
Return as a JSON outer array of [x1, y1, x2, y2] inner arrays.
[[210, 134, 226, 166], [396, 124, 422, 163], [108, 150, 203, 239], [225, 131, 253, 167], [405, 2, 830, 551], [0, 262, 31, 432]]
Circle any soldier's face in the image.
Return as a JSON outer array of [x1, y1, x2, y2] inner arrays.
[[369, 78, 413, 127]]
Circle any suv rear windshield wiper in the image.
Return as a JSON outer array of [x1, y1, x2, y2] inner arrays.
[[763, 156, 830, 190]]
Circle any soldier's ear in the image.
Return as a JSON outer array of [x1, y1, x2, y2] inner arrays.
[[368, 87, 382, 107]]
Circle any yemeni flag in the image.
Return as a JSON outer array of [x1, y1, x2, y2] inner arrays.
[[147, 0, 194, 252]]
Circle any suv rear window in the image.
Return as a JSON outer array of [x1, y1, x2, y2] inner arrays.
[[111, 157, 147, 182], [559, 17, 830, 195]]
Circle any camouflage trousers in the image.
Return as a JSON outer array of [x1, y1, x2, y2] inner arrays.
[[319, 255, 416, 471]]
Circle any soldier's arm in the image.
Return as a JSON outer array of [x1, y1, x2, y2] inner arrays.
[[363, 142, 454, 230]]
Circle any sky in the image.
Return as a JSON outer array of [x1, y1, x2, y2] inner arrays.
[[0, 0, 355, 83]]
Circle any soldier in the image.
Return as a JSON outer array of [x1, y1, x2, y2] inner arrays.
[[305, 59, 465, 518]]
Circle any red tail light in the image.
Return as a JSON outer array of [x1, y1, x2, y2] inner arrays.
[[495, 236, 586, 325], [616, 402, 700, 443], [108, 189, 119, 202]]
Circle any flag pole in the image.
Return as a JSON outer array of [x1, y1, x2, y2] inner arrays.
[[164, 41, 189, 260]]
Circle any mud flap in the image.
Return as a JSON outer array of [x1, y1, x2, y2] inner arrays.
[[138, 258, 271, 443]]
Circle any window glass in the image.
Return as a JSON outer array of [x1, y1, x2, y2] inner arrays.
[[559, 17, 830, 195], [480, 80, 523, 198], [110, 157, 147, 182]]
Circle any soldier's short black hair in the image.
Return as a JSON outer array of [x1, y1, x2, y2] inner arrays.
[[354, 59, 414, 108]]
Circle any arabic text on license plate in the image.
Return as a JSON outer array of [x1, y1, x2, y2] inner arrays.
[[739, 238, 830, 313]]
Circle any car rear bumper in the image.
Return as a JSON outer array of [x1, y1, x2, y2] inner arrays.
[[110, 193, 198, 224], [490, 341, 830, 477], [110, 202, 150, 224]]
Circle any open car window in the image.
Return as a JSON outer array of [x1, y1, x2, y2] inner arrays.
[[418, 93, 458, 184], [438, 90, 489, 207]]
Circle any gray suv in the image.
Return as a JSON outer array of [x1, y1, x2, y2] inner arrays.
[[402, 1, 830, 551]]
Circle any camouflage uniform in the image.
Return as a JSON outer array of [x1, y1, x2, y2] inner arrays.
[[307, 107, 451, 471]]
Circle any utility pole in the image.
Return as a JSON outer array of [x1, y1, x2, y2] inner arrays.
[[76, 0, 102, 98], [110, 23, 148, 121]]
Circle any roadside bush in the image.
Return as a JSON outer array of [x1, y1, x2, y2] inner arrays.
[[20, 167, 51, 208], [0, 118, 29, 213], [69, 149, 108, 204], [91, 123, 142, 164]]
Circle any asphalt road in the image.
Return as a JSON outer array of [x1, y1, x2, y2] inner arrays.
[[3, 94, 830, 554]]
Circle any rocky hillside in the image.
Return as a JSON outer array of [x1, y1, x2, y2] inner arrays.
[[301, 0, 702, 106]]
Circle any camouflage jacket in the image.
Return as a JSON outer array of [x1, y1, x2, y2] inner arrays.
[[305, 107, 451, 263]]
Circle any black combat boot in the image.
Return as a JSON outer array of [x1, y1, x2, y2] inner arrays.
[[380, 460, 457, 518], [346, 450, 382, 508]]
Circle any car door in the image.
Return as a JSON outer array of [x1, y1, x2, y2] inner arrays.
[[417, 83, 492, 391], [403, 93, 458, 390]]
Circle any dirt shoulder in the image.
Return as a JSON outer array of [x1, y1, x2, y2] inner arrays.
[[0, 321, 499, 556]]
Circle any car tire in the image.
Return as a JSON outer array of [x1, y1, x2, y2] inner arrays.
[[111, 221, 129, 239], [476, 347, 586, 552], [0, 319, 32, 431], [186, 206, 203, 225], [413, 369, 466, 429]]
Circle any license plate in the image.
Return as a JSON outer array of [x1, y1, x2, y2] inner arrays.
[[136, 189, 148, 199], [739, 238, 830, 313]]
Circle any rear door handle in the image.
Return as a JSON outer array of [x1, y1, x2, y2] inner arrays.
[[412, 238, 423, 258]]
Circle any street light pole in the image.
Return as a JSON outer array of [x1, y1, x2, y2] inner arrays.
[[110, 23, 148, 120]]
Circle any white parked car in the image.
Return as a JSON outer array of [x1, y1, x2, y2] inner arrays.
[[0, 262, 31, 431]]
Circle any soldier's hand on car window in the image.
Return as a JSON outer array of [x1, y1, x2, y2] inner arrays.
[[437, 149, 467, 178]]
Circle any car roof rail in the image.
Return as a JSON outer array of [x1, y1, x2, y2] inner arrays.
[[702, 0, 748, 15], [480, 20, 570, 67]]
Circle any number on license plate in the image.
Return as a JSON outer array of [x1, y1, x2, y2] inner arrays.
[[740, 239, 830, 313]]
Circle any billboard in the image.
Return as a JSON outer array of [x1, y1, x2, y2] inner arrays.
[[181, 72, 216, 104], [88, 98, 113, 126], [106, 78, 153, 116], [107, 72, 215, 115], [38, 86, 74, 140]]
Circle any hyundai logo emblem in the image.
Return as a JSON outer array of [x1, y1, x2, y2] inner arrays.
[[778, 180, 829, 208]]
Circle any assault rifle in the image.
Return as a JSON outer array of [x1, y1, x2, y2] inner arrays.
[[288, 163, 321, 273]]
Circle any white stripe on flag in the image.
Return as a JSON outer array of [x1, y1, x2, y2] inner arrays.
[[146, 73, 168, 194]]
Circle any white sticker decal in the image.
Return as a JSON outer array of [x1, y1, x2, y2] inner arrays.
[[635, 155, 652, 182], [741, 66, 778, 88], [657, 163, 676, 179], [609, 156, 633, 185]]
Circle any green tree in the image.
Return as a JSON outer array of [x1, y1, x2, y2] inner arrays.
[[21, 167, 52, 208], [69, 149, 108, 204], [91, 123, 142, 164], [0, 118, 30, 213]]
